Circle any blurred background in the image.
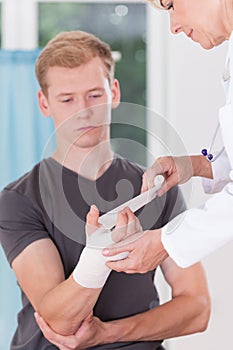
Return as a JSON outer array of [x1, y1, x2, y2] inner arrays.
[[0, 1, 232, 349]]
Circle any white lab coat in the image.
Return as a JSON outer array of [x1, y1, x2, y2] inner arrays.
[[161, 32, 233, 268]]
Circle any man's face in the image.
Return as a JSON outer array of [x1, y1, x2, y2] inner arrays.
[[163, 0, 228, 49], [38, 56, 120, 149]]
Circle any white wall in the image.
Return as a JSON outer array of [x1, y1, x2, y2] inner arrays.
[[147, 7, 232, 350], [2, 0, 37, 49]]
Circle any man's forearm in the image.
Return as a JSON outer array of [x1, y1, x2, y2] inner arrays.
[[38, 274, 101, 336], [191, 155, 213, 179], [37, 227, 112, 336], [102, 294, 210, 343]]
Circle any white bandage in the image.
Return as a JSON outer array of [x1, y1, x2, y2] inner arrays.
[[98, 175, 164, 229], [73, 227, 128, 288], [73, 176, 164, 288], [73, 246, 111, 288]]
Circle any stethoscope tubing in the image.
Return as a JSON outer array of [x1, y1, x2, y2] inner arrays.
[[202, 122, 225, 162]]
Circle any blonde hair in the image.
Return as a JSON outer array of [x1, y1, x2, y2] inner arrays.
[[35, 31, 115, 96], [147, 0, 164, 10]]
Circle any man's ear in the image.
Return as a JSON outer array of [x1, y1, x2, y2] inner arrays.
[[38, 90, 51, 117], [111, 79, 121, 110]]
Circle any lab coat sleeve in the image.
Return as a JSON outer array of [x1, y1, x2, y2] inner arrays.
[[161, 181, 233, 267], [202, 148, 231, 193]]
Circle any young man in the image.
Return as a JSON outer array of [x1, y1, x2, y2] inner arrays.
[[0, 31, 210, 350]]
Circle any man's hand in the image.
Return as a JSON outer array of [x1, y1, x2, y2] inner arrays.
[[141, 156, 193, 195], [111, 206, 143, 243], [102, 229, 169, 273], [34, 312, 106, 350], [72, 205, 112, 289]]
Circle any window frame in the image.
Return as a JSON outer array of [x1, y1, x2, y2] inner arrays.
[[1, 0, 143, 49], [0, 0, 166, 161]]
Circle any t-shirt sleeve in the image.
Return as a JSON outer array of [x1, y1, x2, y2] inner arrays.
[[0, 189, 49, 266]]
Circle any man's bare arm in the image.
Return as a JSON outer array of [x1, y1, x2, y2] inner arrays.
[[12, 238, 101, 336], [34, 259, 210, 348], [12, 206, 140, 336], [104, 260, 210, 342]]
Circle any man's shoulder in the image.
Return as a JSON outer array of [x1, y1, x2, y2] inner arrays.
[[2, 161, 43, 200]]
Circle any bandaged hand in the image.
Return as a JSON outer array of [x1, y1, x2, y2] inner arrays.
[[73, 206, 141, 289]]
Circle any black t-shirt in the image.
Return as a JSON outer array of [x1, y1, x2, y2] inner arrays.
[[0, 156, 186, 350]]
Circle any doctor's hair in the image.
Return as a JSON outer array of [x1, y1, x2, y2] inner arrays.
[[35, 30, 115, 97], [147, 0, 165, 9]]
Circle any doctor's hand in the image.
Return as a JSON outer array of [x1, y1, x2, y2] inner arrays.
[[141, 156, 193, 195], [102, 228, 169, 274]]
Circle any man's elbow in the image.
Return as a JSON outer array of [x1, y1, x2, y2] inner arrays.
[[37, 302, 81, 336], [196, 295, 211, 333], [39, 314, 80, 336]]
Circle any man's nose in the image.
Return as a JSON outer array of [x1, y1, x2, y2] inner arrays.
[[77, 98, 88, 112], [76, 98, 92, 118]]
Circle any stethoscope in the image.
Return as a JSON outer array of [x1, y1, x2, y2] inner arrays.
[[201, 41, 232, 163], [201, 122, 225, 162]]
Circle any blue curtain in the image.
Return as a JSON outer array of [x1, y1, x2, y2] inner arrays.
[[0, 50, 55, 350]]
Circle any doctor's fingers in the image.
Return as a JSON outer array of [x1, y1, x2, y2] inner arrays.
[[106, 258, 137, 274], [158, 173, 180, 196], [106, 226, 166, 272], [106, 242, 147, 274], [141, 156, 175, 193]]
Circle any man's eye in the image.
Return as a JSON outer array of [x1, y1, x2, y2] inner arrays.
[[89, 93, 102, 99], [62, 98, 72, 103]]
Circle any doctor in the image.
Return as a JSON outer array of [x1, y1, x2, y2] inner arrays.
[[103, 0, 233, 272]]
